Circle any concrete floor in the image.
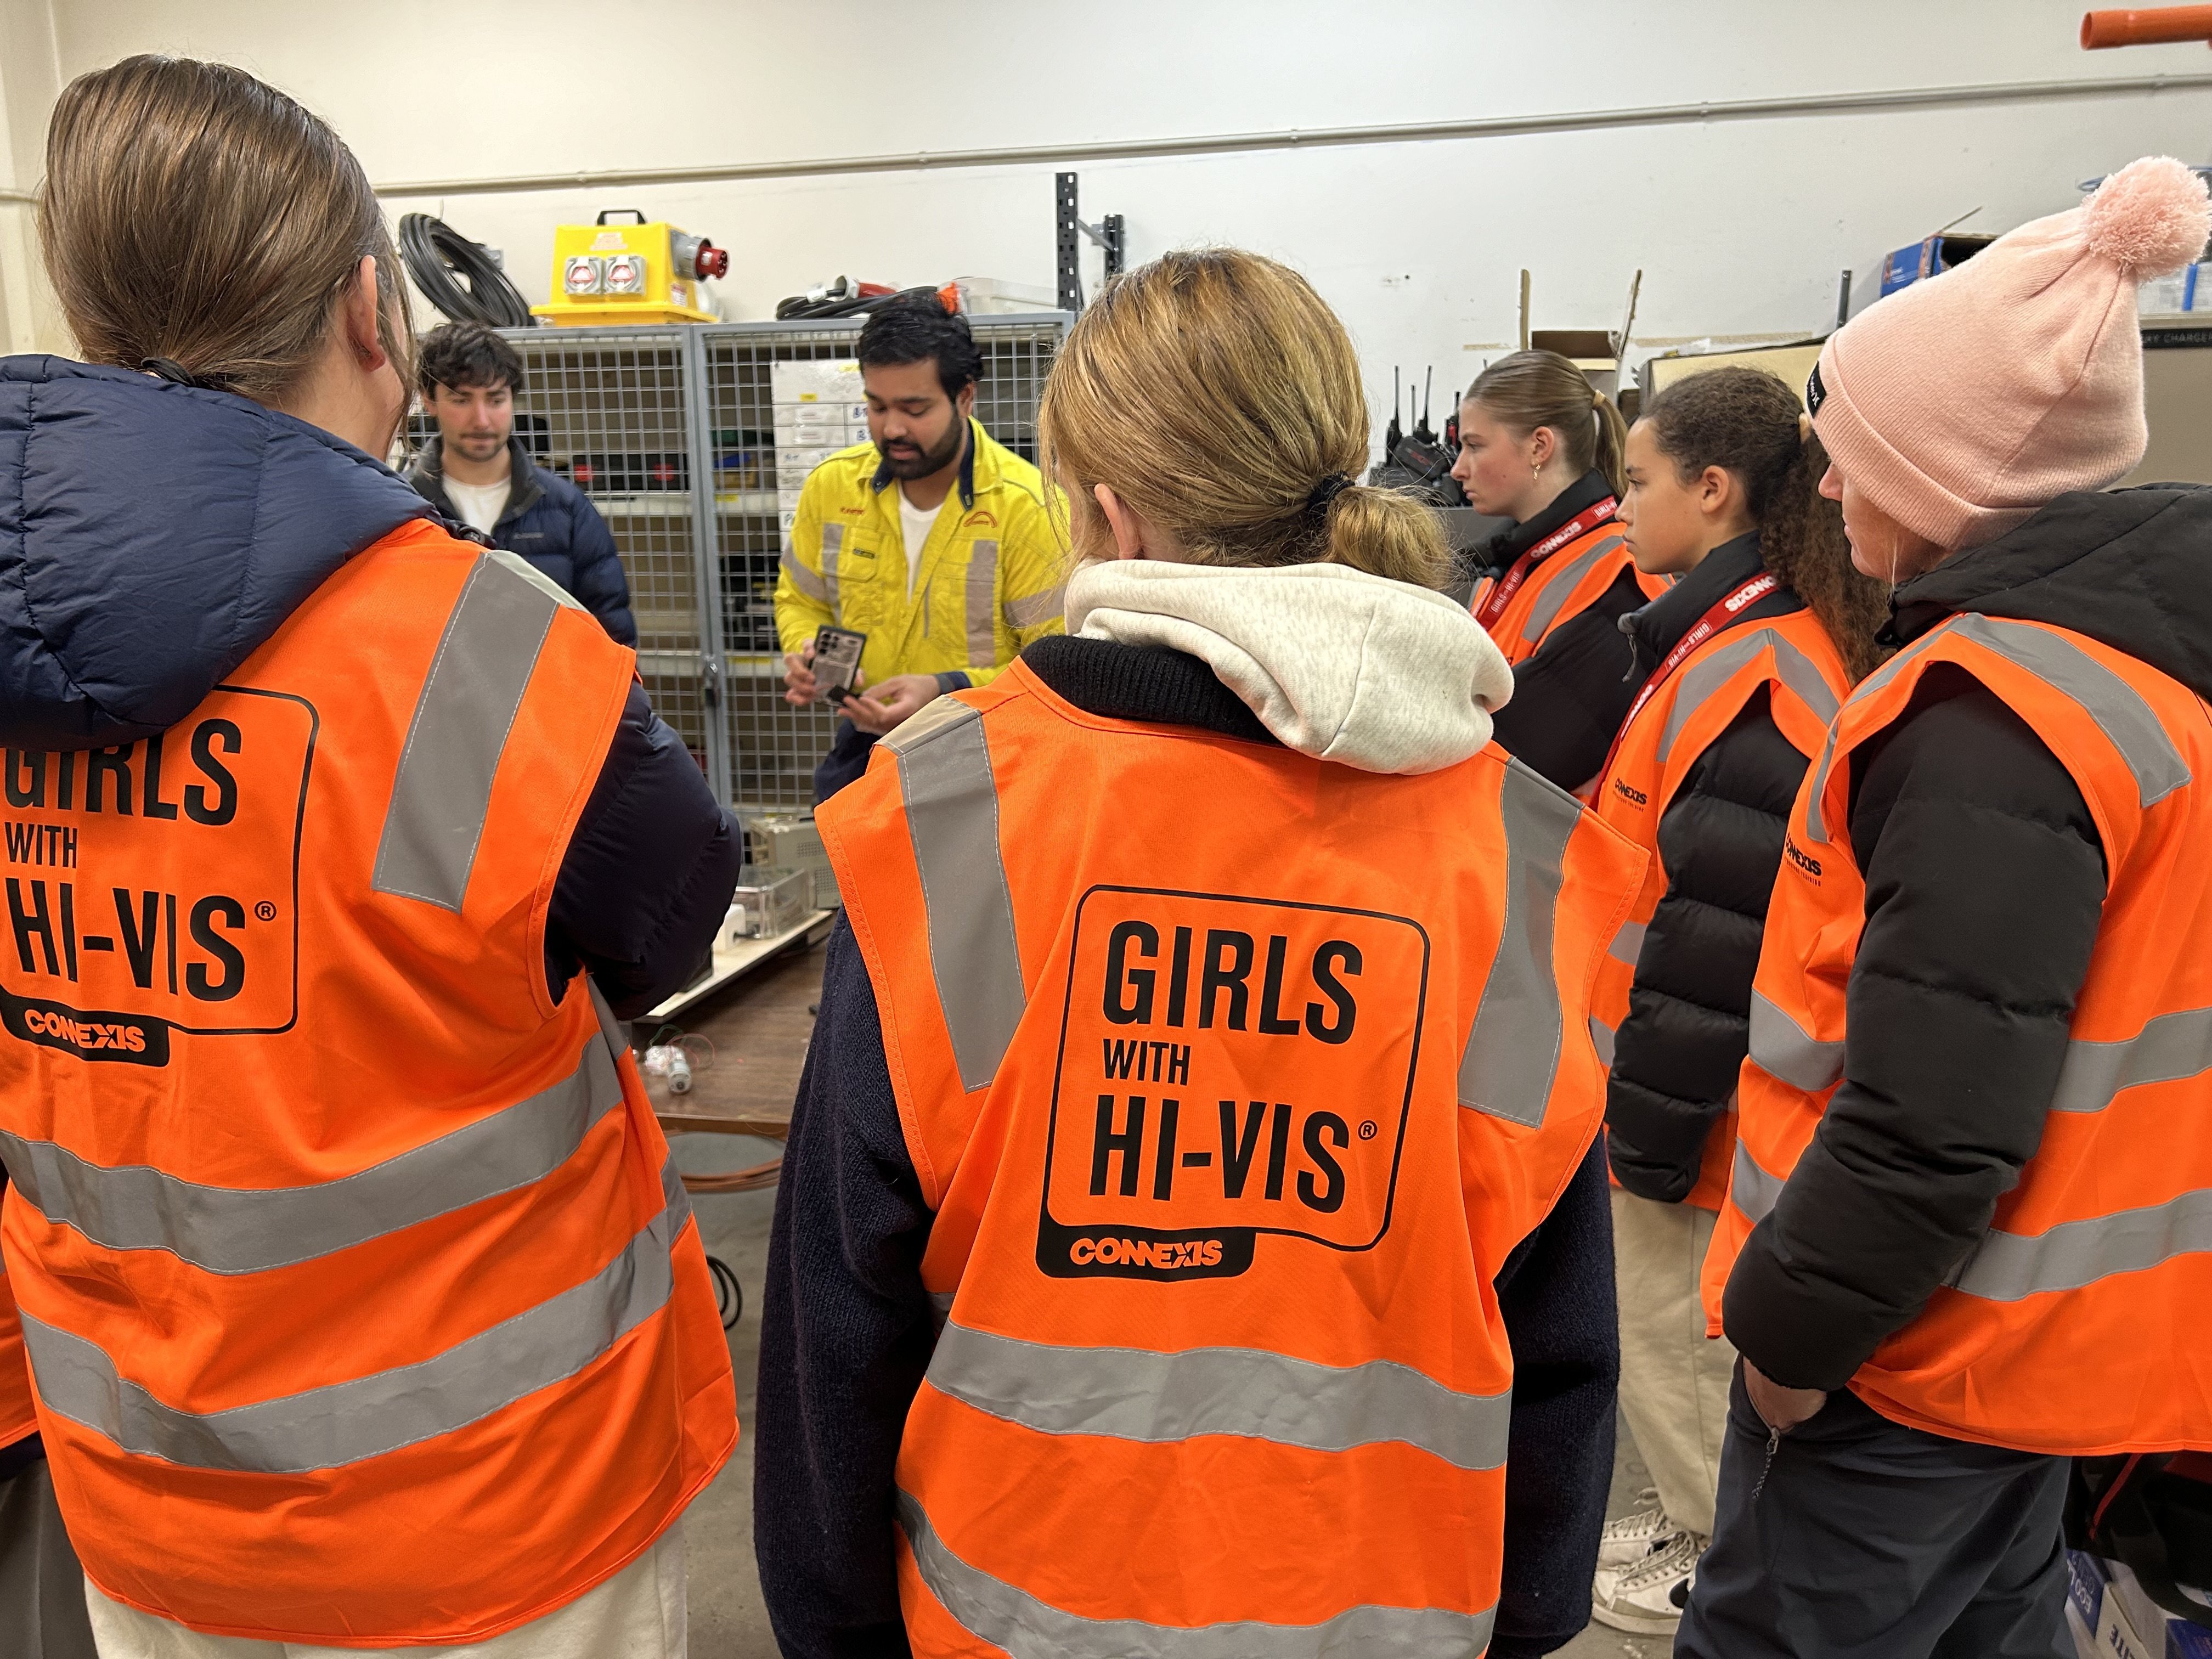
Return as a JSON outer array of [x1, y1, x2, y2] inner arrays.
[[658, 935, 1674, 1658]]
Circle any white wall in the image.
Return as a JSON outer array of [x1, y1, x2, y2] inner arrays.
[[0, 0, 61, 353], [20, 1, 2212, 450]]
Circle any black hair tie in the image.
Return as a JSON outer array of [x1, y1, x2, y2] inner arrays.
[[142, 357, 227, 391], [1306, 473, 1355, 517]]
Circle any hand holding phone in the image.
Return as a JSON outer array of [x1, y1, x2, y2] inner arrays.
[[810, 625, 867, 707]]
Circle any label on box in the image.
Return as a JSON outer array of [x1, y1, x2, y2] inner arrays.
[[2068, 1551, 2107, 1632]]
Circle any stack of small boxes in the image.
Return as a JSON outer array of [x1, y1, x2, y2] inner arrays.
[[770, 359, 869, 552], [747, 814, 839, 911]]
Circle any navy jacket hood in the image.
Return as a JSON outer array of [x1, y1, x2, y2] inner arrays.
[[0, 355, 430, 751], [1891, 484, 2212, 702]]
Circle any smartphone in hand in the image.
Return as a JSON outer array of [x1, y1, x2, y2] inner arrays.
[[811, 625, 867, 706]]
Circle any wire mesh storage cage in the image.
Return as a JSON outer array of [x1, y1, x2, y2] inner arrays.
[[476, 314, 1070, 817], [699, 314, 1069, 814], [488, 326, 717, 780]]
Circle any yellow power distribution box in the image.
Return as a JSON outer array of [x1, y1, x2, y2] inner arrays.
[[533, 210, 729, 327]]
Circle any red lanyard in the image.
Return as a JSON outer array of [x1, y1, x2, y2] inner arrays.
[[1595, 572, 1779, 792], [1472, 496, 1618, 628]]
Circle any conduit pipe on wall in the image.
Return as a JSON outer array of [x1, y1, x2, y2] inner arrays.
[[370, 72, 2212, 199]]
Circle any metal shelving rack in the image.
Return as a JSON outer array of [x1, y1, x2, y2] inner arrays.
[[698, 314, 1069, 812], [498, 313, 1071, 817], [494, 325, 724, 793]]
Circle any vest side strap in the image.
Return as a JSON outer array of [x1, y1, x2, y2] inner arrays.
[[1458, 758, 1578, 1126]]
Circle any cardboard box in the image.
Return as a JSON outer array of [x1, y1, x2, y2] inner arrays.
[[1878, 232, 1997, 296], [2069, 1551, 2212, 1659]]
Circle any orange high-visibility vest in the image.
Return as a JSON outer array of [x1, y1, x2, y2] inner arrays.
[[818, 664, 1645, 1657], [1591, 596, 1848, 1209], [1706, 613, 2212, 1454], [0, 522, 737, 1643], [0, 1238, 31, 1451], [1471, 516, 1663, 667]]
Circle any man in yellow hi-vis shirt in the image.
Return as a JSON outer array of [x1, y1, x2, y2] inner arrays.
[[777, 296, 1065, 800]]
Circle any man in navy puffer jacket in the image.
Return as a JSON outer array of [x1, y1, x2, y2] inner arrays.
[[407, 321, 638, 645]]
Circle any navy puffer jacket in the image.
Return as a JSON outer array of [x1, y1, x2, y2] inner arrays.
[[0, 356, 736, 1015], [409, 436, 636, 645]]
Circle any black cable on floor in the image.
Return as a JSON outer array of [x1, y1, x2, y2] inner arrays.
[[399, 213, 535, 330], [708, 1254, 744, 1329]]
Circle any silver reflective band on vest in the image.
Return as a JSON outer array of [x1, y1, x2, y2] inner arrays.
[[1751, 993, 2212, 1119], [885, 699, 1025, 1091], [1004, 585, 1063, 631], [1607, 919, 1645, 968], [928, 1322, 1511, 1471], [1459, 758, 1579, 1126], [1949, 1186, 2212, 1302], [1807, 617, 2191, 844], [1656, 630, 1840, 766], [21, 1160, 692, 1475], [1729, 1140, 1785, 1226], [1518, 533, 1623, 648], [1748, 992, 1844, 1093], [780, 546, 830, 603], [0, 1036, 623, 1276], [1589, 1014, 1616, 1068], [966, 539, 1000, 666], [821, 523, 845, 619], [896, 1490, 1498, 1659], [373, 555, 560, 911], [1949, 615, 2190, 810], [2050, 1006, 2212, 1114]]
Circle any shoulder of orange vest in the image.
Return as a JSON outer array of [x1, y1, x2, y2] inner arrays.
[[1808, 613, 2193, 870]]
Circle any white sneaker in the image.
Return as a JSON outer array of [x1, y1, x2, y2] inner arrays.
[[1591, 1529, 1703, 1635], [1595, 1489, 1683, 1570]]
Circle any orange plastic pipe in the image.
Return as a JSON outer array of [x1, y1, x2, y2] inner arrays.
[[2083, 7, 2212, 47]]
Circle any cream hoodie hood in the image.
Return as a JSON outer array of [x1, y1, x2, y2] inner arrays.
[[1064, 558, 1514, 775]]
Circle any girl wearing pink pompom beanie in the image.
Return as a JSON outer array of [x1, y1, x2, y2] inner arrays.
[[1681, 156, 2212, 1659]]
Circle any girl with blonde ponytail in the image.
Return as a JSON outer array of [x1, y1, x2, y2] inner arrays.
[[1451, 349, 1660, 665], [762, 249, 1650, 1659]]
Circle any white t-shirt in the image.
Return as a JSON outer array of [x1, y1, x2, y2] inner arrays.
[[898, 488, 944, 600], [444, 475, 513, 535]]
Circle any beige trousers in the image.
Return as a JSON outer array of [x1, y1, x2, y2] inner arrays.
[[84, 1522, 686, 1659], [1612, 1188, 1736, 1540]]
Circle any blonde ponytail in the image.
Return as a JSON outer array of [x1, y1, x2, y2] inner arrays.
[[1318, 484, 1450, 589], [1039, 248, 1449, 590]]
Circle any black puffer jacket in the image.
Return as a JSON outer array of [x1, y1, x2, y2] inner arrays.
[[1493, 534, 1820, 1203], [1724, 487, 2212, 1393], [1472, 470, 1646, 716]]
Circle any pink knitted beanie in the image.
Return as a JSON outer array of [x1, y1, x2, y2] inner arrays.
[[1811, 156, 2211, 550]]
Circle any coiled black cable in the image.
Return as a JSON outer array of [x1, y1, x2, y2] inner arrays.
[[398, 212, 535, 330], [708, 1254, 744, 1329], [774, 283, 943, 321]]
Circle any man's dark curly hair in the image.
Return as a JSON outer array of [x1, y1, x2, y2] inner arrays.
[[856, 295, 981, 398], [417, 320, 524, 399]]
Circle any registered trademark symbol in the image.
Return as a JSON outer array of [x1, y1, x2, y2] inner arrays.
[[254, 901, 278, 922], [1359, 1120, 1379, 1141]]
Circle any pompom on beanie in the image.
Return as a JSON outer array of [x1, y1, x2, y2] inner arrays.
[[1810, 155, 2211, 550]]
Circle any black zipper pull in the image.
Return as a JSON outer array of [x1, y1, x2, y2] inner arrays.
[[1751, 1423, 1782, 1503]]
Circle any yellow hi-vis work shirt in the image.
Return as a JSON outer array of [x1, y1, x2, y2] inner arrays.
[[775, 421, 1066, 689]]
